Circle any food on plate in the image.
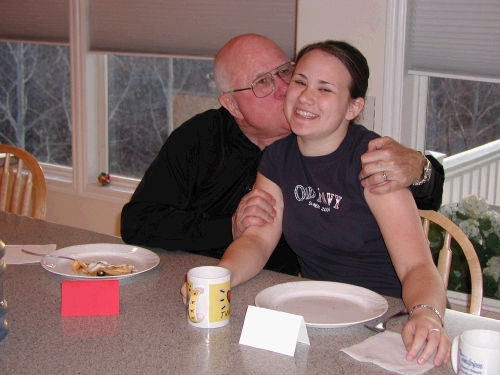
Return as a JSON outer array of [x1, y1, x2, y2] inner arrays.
[[71, 259, 134, 276]]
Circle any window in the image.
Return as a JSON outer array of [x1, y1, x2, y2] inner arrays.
[[0, 42, 71, 166], [1, 0, 296, 191], [107, 55, 219, 179], [383, 0, 500, 207], [0, 43, 219, 180], [426, 78, 500, 158]]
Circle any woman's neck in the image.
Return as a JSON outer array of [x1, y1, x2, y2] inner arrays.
[[296, 123, 349, 157]]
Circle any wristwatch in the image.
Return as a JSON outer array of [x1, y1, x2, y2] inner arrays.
[[412, 155, 432, 186]]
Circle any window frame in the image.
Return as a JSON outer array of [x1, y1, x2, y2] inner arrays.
[[45, 0, 168, 204], [383, 1, 438, 154], [384, 0, 499, 154], [385, 0, 500, 209], [65, 0, 136, 203]]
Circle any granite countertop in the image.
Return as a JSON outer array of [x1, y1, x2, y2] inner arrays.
[[2, 211, 496, 374]]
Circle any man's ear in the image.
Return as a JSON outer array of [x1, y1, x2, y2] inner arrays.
[[219, 93, 244, 120], [345, 97, 365, 121]]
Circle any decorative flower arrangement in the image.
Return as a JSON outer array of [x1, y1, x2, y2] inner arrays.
[[432, 195, 500, 299]]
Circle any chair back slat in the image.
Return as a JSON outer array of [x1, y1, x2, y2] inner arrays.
[[0, 145, 47, 219], [10, 158, 25, 214], [0, 153, 10, 211], [437, 232, 452, 288], [20, 171, 33, 216]]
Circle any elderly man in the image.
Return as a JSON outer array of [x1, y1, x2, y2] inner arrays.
[[121, 34, 443, 275]]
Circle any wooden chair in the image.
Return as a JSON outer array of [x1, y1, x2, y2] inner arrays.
[[0, 144, 47, 219], [419, 209, 483, 315]]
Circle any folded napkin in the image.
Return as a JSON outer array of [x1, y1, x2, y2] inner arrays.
[[3, 244, 57, 264], [341, 331, 434, 375]]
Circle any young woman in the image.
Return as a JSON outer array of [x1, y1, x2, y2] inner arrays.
[[186, 40, 450, 366]]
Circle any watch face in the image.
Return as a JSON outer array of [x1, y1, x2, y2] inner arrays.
[[413, 157, 431, 186], [423, 158, 431, 181]]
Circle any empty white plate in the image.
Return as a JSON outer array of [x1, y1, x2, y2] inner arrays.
[[255, 280, 388, 328]]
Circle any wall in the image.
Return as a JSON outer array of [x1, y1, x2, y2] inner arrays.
[[46, 189, 125, 236], [297, 0, 388, 135], [45, 0, 390, 236]]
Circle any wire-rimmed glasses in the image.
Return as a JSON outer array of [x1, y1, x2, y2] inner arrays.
[[226, 62, 295, 98]]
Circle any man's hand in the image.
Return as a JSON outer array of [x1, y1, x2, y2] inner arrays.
[[232, 188, 276, 240], [359, 137, 426, 194]]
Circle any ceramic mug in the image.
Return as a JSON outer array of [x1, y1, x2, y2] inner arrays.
[[186, 266, 230, 328], [451, 329, 500, 375]]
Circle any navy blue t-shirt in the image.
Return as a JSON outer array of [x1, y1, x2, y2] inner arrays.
[[259, 123, 402, 298]]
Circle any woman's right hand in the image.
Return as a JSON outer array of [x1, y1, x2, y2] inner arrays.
[[401, 311, 450, 366]]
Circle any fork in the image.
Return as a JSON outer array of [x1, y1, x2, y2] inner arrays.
[[364, 308, 408, 333], [21, 248, 77, 262]]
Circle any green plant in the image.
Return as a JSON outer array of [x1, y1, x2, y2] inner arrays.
[[432, 195, 500, 299]]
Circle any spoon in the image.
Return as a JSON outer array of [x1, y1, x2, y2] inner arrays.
[[21, 248, 77, 262], [21, 249, 108, 275], [364, 308, 408, 333]]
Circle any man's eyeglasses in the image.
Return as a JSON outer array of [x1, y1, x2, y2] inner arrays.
[[226, 62, 295, 98]]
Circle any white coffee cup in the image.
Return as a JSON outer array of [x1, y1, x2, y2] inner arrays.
[[186, 266, 230, 328], [451, 329, 500, 375]]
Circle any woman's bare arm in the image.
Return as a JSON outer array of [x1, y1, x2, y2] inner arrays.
[[365, 187, 450, 366], [218, 172, 284, 287]]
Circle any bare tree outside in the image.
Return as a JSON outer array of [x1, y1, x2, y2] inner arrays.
[[107, 55, 219, 179], [1, 42, 219, 179], [0, 42, 71, 166], [426, 78, 500, 157]]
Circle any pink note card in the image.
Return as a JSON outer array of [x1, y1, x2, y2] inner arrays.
[[61, 280, 119, 317]]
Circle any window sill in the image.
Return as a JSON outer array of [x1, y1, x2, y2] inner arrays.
[[42, 163, 137, 204]]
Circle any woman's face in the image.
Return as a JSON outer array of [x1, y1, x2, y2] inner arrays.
[[284, 49, 362, 149]]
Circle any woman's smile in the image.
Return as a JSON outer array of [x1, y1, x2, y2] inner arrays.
[[294, 107, 318, 119]]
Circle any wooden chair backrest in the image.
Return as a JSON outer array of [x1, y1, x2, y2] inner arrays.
[[0, 144, 47, 219], [419, 209, 483, 315]]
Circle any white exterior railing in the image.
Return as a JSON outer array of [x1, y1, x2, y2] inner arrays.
[[438, 139, 500, 206]]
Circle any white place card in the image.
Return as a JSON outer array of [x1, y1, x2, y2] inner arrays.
[[239, 305, 310, 356]]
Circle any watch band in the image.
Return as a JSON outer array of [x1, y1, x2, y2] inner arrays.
[[412, 155, 432, 186]]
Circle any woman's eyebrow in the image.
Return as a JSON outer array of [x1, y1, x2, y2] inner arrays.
[[318, 79, 335, 86], [293, 73, 338, 89]]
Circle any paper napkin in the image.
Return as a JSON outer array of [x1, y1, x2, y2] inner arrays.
[[341, 331, 434, 375], [3, 244, 57, 264]]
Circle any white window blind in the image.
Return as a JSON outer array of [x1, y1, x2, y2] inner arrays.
[[0, 0, 297, 59], [89, 0, 297, 59], [407, 0, 500, 83], [0, 0, 69, 44]]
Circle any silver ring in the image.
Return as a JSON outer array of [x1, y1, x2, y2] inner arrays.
[[428, 328, 441, 334], [382, 171, 387, 181]]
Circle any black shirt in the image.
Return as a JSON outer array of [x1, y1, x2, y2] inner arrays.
[[121, 107, 300, 274]]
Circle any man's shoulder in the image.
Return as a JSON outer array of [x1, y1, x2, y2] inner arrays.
[[174, 107, 228, 134]]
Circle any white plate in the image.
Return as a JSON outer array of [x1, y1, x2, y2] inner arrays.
[[255, 281, 388, 328], [41, 243, 160, 280]]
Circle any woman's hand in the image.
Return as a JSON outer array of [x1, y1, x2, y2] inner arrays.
[[401, 311, 451, 366], [232, 188, 277, 240], [180, 281, 188, 306]]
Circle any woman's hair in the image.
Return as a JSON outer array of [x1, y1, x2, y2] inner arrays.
[[295, 40, 369, 99]]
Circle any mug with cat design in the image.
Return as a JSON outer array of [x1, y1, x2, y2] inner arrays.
[[186, 266, 230, 328]]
